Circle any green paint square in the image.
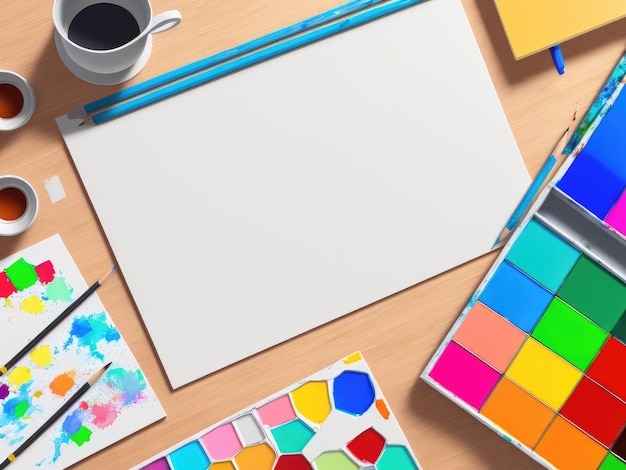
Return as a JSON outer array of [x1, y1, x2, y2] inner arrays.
[[271, 419, 314, 453], [613, 314, 626, 344], [600, 454, 626, 470], [531, 298, 609, 370], [505, 219, 580, 292], [5, 258, 38, 291], [557, 256, 626, 331]]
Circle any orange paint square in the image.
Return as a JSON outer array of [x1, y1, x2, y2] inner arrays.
[[453, 302, 526, 371], [480, 378, 556, 449], [535, 416, 608, 470]]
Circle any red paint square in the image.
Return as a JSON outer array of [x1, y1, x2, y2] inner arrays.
[[561, 376, 626, 447], [587, 337, 626, 402], [347, 428, 385, 464], [0, 272, 16, 298], [35, 260, 55, 284]]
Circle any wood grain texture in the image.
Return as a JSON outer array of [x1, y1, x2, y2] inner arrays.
[[0, 0, 624, 468]]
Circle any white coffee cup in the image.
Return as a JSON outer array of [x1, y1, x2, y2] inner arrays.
[[53, 0, 181, 75]]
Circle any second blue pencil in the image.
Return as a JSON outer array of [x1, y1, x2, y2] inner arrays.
[[493, 127, 570, 248]]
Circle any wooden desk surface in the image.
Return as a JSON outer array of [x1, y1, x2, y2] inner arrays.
[[0, 1, 624, 468]]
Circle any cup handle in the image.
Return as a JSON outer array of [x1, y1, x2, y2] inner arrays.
[[147, 10, 182, 34]]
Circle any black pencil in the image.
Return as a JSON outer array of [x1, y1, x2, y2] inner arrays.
[[0, 362, 111, 469], [0, 266, 117, 376]]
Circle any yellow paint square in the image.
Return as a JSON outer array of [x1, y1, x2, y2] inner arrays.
[[493, 0, 626, 59], [505, 338, 582, 410]]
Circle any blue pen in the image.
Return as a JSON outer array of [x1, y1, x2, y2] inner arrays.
[[493, 127, 570, 248], [550, 45, 565, 75], [81, 0, 424, 126]]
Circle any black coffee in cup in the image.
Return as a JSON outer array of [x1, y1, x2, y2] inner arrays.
[[68, 3, 140, 50]]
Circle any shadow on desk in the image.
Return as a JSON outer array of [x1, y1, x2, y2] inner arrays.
[[5, 28, 131, 147], [410, 378, 544, 469], [473, 0, 626, 85]]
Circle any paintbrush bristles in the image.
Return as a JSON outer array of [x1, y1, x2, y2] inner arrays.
[[99, 265, 117, 285]]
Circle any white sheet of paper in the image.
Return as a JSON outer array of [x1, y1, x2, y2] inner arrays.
[[57, 0, 530, 389], [0, 235, 165, 469]]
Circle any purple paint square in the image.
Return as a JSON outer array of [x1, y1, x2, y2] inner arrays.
[[429, 341, 501, 409], [140, 457, 170, 470], [605, 190, 626, 237]]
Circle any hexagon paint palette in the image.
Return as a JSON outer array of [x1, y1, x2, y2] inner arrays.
[[422, 54, 626, 470], [0, 235, 165, 469], [133, 352, 421, 470]]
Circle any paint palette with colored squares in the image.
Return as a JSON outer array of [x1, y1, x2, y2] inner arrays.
[[422, 56, 626, 470], [0, 235, 165, 469], [133, 352, 421, 470]]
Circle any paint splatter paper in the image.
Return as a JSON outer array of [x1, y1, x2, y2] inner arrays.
[[422, 54, 626, 469], [0, 235, 165, 469], [133, 352, 421, 470]]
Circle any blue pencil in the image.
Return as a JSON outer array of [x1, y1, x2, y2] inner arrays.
[[70, 0, 387, 119], [79, 0, 423, 126], [493, 127, 570, 248]]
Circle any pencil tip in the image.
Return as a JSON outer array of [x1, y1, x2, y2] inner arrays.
[[67, 107, 87, 120], [89, 362, 112, 385]]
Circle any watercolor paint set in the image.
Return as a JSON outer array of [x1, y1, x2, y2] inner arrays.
[[133, 352, 421, 470], [422, 53, 626, 470], [0, 235, 165, 469]]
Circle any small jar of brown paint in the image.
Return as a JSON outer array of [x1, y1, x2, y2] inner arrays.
[[0, 71, 35, 131], [0, 176, 38, 236]]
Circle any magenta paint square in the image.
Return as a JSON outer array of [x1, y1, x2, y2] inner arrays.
[[140, 457, 170, 470], [428, 341, 501, 409], [605, 190, 626, 236]]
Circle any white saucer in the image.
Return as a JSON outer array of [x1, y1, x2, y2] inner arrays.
[[54, 32, 152, 85]]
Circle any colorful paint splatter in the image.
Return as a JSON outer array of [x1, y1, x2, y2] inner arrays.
[[133, 352, 420, 470], [563, 52, 626, 155], [0, 235, 165, 469]]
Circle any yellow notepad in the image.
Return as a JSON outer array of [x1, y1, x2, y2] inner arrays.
[[494, 0, 626, 59]]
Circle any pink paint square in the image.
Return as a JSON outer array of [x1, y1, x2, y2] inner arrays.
[[256, 395, 296, 428], [605, 191, 626, 236], [200, 422, 242, 461], [428, 341, 502, 409]]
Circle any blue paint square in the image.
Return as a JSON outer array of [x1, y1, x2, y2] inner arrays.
[[581, 87, 626, 181], [556, 152, 626, 219], [169, 441, 210, 470], [478, 261, 553, 333]]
